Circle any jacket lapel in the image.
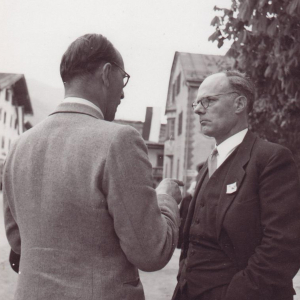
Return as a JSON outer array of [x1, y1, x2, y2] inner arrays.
[[216, 131, 257, 238], [49, 102, 104, 120]]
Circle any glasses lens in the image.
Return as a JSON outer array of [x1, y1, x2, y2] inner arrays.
[[202, 98, 210, 108], [123, 76, 129, 87]]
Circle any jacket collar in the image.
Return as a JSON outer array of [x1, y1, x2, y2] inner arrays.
[[49, 102, 104, 120]]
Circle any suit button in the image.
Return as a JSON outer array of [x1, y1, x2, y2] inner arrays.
[[191, 250, 195, 256], [195, 218, 200, 224], [201, 203, 205, 207]]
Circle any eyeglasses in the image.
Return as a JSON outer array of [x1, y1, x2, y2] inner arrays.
[[111, 61, 130, 87], [192, 92, 239, 110]]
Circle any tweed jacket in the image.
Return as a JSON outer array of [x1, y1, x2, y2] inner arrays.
[[174, 131, 300, 300], [3, 102, 180, 300]]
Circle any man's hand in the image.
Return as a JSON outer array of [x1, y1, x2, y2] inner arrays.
[[156, 178, 184, 205]]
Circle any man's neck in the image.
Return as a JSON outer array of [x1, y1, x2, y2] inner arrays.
[[215, 123, 248, 145], [64, 82, 106, 115]]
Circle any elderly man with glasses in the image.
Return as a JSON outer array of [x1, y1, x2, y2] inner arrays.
[[3, 33, 183, 300], [172, 70, 300, 300]]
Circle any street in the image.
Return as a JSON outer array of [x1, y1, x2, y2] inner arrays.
[[1, 192, 300, 299]]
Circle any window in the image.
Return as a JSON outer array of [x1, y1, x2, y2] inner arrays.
[[15, 118, 18, 129], [172, 84, 176, 104], [4, 112, 6, 124], [167, 118, 175, 140], [177, 159, 180, 179], [178, 112, 183, 136], [1, 137, 4, 149], [176, 73, 181, 95], [5, 89, 9, 101], [157, 155, 163, 167]]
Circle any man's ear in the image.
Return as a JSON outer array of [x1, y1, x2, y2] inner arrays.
[[234, 95, 247, 114], [101, 63, 112, 88]]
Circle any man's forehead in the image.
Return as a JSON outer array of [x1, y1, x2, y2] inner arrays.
[[197, 73, 229, 97]]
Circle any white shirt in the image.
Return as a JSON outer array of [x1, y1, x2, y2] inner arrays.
[[63, 97, 104, 119], [214, 128, 248, 169]]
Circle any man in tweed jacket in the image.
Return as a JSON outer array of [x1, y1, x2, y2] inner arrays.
[[3, 33, 182, 300]]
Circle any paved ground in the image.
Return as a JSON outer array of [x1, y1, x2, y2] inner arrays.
[[1, 192, 300, 299]]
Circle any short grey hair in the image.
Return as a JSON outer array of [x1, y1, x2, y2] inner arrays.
[[222, 70, 255, 113]]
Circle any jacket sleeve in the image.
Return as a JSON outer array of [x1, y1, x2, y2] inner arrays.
[[225, 147, 300, 300], [102, 125, 180, 272], [3, 185, 21, 255]]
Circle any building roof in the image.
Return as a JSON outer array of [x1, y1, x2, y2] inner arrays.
[[165, 52, 233, 113], [0, 73, 33, 114], [114, 119, 166, 143], [175, 52, 232, 84]]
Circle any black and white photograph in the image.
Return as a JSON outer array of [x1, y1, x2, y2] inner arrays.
[[1, 0, 300, 299]]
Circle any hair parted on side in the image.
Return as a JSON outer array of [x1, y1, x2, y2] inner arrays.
[[222, 70, 255, 113], [60, 33, 118, 83]]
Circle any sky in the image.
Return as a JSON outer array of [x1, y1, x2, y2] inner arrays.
[[0, 0, 232, 122]]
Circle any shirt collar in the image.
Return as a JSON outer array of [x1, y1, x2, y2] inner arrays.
[[63, 97, 104, 119], [216, 128, 248, 159]]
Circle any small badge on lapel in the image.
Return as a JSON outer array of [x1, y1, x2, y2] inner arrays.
[[226, 182, 237, 194]]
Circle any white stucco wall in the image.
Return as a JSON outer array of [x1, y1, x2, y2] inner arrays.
[[0, 88, 21, 160]]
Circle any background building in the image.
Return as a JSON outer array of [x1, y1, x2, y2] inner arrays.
[[163, 52, 232, 192], [0, 73, 33, 186]]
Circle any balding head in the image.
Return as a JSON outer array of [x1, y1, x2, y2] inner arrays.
[[221, 70, 255, 113]]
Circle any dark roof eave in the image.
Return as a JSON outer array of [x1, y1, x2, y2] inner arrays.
[[146, 142, 164, 149], [186, 78, 203, 87], [165, 108, 176, 115]]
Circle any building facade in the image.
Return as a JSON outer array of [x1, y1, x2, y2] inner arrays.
[[0, 73, 33, 185], [163, 52, 232, 192]]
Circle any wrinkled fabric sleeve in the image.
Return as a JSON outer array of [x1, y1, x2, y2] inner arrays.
[[3, 183, 21, 255], [102, 125, 180, 272]]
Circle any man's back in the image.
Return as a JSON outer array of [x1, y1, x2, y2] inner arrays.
[[4, 103, 180, 300]]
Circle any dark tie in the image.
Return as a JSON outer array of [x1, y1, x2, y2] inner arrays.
[[208, 148, 218, 178]]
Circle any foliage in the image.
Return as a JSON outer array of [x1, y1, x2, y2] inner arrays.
[[209, 0, 300, 168]]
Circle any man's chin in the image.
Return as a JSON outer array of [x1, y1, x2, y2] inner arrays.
[[201, 127, 214, 138]]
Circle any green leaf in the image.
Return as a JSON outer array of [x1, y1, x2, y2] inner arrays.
[[208, 30, 221, 42], [211, 16, 220, 26], [286, 0, 300, 15], [267, 19, 279, 37]]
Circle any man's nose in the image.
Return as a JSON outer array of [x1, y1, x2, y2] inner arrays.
[[121, 91, 124, 100], [194, 103, 205, 114]]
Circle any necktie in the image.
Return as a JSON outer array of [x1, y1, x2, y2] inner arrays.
[[208, 148, 218, 178]]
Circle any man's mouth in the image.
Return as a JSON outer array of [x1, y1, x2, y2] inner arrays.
[[200, 119, 209, 124]]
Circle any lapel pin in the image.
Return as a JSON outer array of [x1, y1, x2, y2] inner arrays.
[[226, 182, 237, 194]]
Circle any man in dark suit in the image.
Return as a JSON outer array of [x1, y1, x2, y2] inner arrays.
[[172, 70, 300, 300]]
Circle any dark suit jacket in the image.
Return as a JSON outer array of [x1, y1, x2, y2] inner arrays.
[[177, 131, 300, 300]]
